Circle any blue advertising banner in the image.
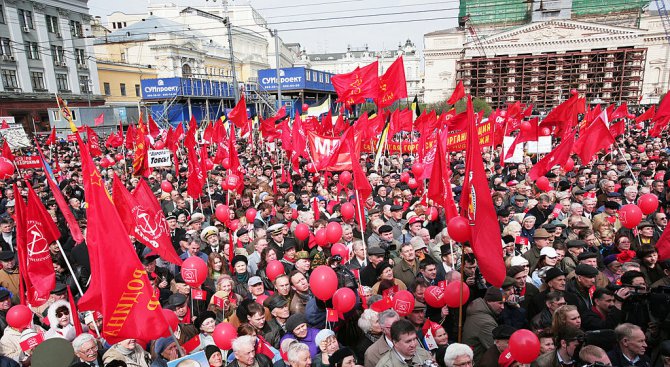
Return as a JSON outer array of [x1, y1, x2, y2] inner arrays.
[[258, 67, 306, 91], [141, 78, 181, 99]]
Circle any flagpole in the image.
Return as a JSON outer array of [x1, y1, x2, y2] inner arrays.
[[354, 189, 367, 256], [457, 251, 465, 343], [168, 325, 186, 356], [56, 240, 85, 296]]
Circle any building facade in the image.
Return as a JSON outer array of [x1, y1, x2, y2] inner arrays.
[[294, 40, 424, 101], [424, 0, 667, 109], [97, 60, 157, 105], [0, 0, 102, 132]]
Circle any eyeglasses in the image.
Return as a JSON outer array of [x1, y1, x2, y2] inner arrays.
[[56, 310, 70, 317]]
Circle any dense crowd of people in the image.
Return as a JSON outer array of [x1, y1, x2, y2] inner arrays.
[[0, 118, 668, 367]]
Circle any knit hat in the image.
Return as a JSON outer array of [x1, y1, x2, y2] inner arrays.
[[483, 287, 503, 302], [329, 347, 355, 367], [315, 329, 335, 348], [544, 267, 565, 282], [285, 314, 307, 334], [194, 311, 216, 330], [154, 337, 174, 355], [376, 262, 393, 278], [205, 345, 222, 360]]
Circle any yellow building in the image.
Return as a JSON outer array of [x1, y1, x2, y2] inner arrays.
[[96, 60, 157, 105]]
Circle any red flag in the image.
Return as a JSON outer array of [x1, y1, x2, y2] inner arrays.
[[528, 130, 576, 180], [312, 197, 320, 221], [573, 119, 615, 164], [331, 61, 380, 107], [0, 120, 9, 129], [184, 116, 198, 149], [75, 134, 169, 343], [609, 121, 625, 138], [82, 126, 102, 157], [653, 93, 670, 127], [539, 92, 582, 137], [656, 220, 670, 261], [377, 57, 407, 108], [94, 113, 104, 126], [2, 140, 14, 161], [427, 131, 458, 221], [132, 120, 150, 177], [505, 117, 539, 160], [459, 96, 505, 287], [447, 80, 465, 105], [34, 142, 84, 245], [609, 102, 633, 121], [389, 109, 413, 135], [148, 115, 161, 139], [125, 124, 135, 150], [228, 95, 248, 129], [13, 184, 27, 306], [45, 128, 57, 146], [635, 106, 655, 123], [291, 114, 307, 172], [113, 176, 183, 265], [186, 141, 203, 199], [67, 285, 83, 336]]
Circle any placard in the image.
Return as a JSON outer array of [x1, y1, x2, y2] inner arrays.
[[526, 136, 552, 154], [15, 156, 42, 169], [147, 149, 172, 168], [0, 126, 31, 149], [167, 351, 207, 367], [0, 116, 15, 126], [66, 134, 77, 142]]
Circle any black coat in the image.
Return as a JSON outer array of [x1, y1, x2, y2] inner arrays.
[[607, 346, 651, 367]]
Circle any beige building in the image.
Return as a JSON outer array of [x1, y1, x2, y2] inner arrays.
[[96, 60, 156, 105]]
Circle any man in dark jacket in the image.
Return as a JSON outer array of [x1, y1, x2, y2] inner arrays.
[[607, 323, 651, 367], [477, 325, 517, 367], [565, 264, 597, 313], [230, 335, 273, 367], [581, 288, 623, 331], [359, 246, 386, 287], [462, 287, 505, 364]]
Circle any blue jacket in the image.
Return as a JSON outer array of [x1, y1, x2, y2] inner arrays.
[[280, 327, 320, 357]]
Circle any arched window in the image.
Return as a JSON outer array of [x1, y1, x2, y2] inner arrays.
[[182, 64, 192, 78]]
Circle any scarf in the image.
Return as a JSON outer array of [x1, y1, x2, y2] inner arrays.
[[236, 272, 250, 284]]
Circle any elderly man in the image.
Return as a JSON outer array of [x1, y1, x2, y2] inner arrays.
[[102, 339, 151, 367], [607, 323, 650, 367], [443, 344, 474, 367], [72, 333, 103, 366], [231, 335, 273, 367], [375, 319, 434, 367], [365, 309, 400, 367], [462, 287, 505, 363], [0, 251, 19, 297], [393, 243, 420, 289]]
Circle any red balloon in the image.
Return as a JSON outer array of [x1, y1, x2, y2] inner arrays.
[[161, 180, 173, 193], [509, 329, 541, 363], [266, 260, 285, 282], [205, 159, 214, 170], [540, 127, 551, 136], [339, 171, 352, 186], [222, 158, 231, 170], [408, 178, 419, 189], [333, 288, 356, 313], [619, 204, 643, 229], [163, 309, 179, 332], [302, 103, 310, 112], [153, 140, 165, 150], [638, 193, 659, 215], [562, 157, 575, 172], [443, 281, 470, 308], [225, 174, 240, 190], [306, 163, 317, 173], [310, 266, 338, 301], [291, 208, 299, 220], [392, 290, 416, 317], [99, 160, 109, 169], [400, 171, 410, 183], [294, 223, 310, 241], [325, 222, 343, 243], [536, 176, 551, 192], [340, 202, 355, 221], [212, 322, 237, 350], [411, 163, 425, 177], [315, 228, 328, 247], [228, 219, 240, 232], [6, 305, 32, 329], [331, 242, 349, 262], [115, 153, 124, 161], [520, 121, 532, 134], [429, 207, 439, 221], [181, 257, 208, 287], [215, 205, 230, 224], [245, 208, 257, 223], [220, 181, 230, 191], [424, 286, 447, 308], [447, 216, 470, 243]]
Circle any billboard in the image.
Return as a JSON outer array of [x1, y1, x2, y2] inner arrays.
[[258, 68, 306, 91], [141, 78, 181, 99]]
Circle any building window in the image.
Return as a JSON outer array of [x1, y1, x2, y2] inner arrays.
[[103, 82, 111, 95], [51, 45, 65, 64], [18, 9, 34, 29], [46, 15, 59, 33], [1, 69, 19, 89], [50, 110, 61, 121], [135, 84, 140, 97], [79, 75, 90, 93], [25, 42, 40, 60], [30, 71, 45, 90], [0, 38, 12, 57], [75, 48, 86, 65], [306, 71, 310, 81], [182, 64, 192, 78], [120, 83, 126, 96], [0, 5, 5, 24], [70, 20, 83, 37], [56, 73, 69, 91]]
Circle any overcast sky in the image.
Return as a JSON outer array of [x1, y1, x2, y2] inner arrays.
[[86, 0, 460, 54]]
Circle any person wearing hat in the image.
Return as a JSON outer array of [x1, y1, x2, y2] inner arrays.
[[477, 325, 517, 367], [150, 336, 181, 367], [186, 212, 205, 231], [313, 329, 339, 367], [392, 243, 420, 290], [268, 223, 294, 260], [201, 226, 222, 255], [385, 205, 407, 243], [0, 251, 19, 298], [566, 252, 609, 289], [462, 287, 505, 364], [375, 319, 435, 367], [634, 221, 657, 249], [561, 240, 586, 275], [206, 345, 224, 367], [521, 228, 552, 272], [359, 246, 387, 288], [247, 276, 269, 302], [280, 314, 320, 357], [166, 293, 190, 323], [193, 310, 217, 352], [593, 201, 622, 232], [263, 295, 290, 349], [328, 347, 358, 367], [565, 264, 598, 313], [165, 214, 186, 255]]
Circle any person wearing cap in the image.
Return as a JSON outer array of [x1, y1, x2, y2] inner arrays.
[[313, 329, 339, 367], [0, 251, 19, 298], [268, 223, 294, 260], [186, 212, 205, 232], [392, 243, 420, 290], [523, 225, 552, 269], [385, 205, 407, 243], [530, 247, 559, 287], [263, 295, 290, 349], [374, 319, 435, 367], [280, 314, 320, 357], [166, 214, 186, 254], [201, 226, 222, 255], [565, 264, 598, 313], [462, 287, 505, 364], [360, 246, 387, 288], [634, 221, 657, 249], [593, 201, 622, 232], [328, 347, 358, 367], [478, 325, 517, 367], [375, 224, 399, 259], [567, 252, 609, 289], [560, 240, 586, 275], [532, 326, 583, 367], [150, 336, 181, 367], [247, 275, 269, 302]]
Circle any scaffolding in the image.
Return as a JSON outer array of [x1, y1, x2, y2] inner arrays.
[[457, 47, 646, 110]]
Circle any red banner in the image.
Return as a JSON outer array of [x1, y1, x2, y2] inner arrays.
[[67, 134, 77, 142], [307, 131, 352, 171], [15, 156, 42, 169], [362, 139, 437, 154], [446, 120, 493, 152]]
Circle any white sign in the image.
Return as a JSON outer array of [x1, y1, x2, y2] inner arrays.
[[503, 136, 524, 163], [0, 117, 15, 125], [147, 149, 172, 167], [526, 136, 553, 154], [0, 126, 31, 149]]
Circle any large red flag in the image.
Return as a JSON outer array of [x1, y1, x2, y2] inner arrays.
[[427, 131, 458, 221], [291, 114, 307, 172], [2, 140, 14, 161], [34, 142, 84, 245], [377, 57, 407, 108], [228, 95, 248, 129], [148, 115, 161, 139], [528, 130, 576, 180], [75, 134, 169, 343], [539, 92, 582, 137], [133, 120, 150, 177], [331, 61, 380, 107], [125, 124, 135, 150], [13, 184, 27, 306], [635, 106, 655, 123], [656, 220, 670, 261], [505, 117, 539, 160], [573, 119, 614, 164], [389, 109, 413, 135], [653, 93, 670, 126], [186, 141, 203, 199], [447, 80, 465, 105], [459, 96, 505, 287], [83, 126, 102, 157], [112, 176, 182, 265], [45, 127, 57, 146]]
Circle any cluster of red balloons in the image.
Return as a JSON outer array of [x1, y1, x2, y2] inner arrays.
[[0, 157, 15, 180]]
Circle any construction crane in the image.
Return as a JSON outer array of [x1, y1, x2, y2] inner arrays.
[[655, 0, 670, 44], [462, 14, 487, 57]]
